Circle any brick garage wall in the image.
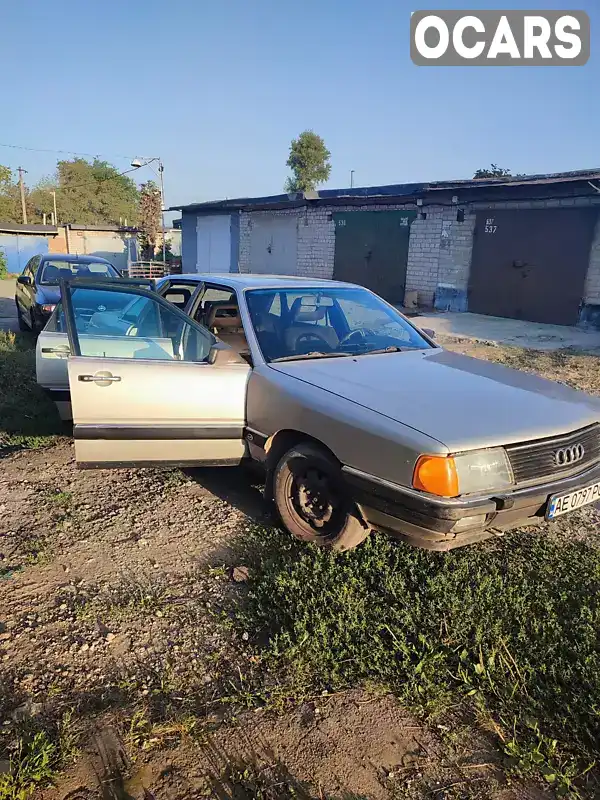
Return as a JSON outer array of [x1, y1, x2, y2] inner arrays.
[[584, 212, 600, 305], [239, 197, 600, 311]]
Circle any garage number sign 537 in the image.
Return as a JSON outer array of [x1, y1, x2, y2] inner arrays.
[[484, 218, 498, 234]]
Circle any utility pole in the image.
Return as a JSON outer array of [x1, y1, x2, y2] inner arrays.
[[158, 159, 166, 264], [51, 190, 58, 226], [17, 167, 28, 224]]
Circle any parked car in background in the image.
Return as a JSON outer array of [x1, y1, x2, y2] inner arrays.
[[15, 254, 121, 333], [37, 273, 600, 553]]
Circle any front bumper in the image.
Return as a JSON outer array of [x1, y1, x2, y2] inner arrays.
[[343, 461, 600, 552]]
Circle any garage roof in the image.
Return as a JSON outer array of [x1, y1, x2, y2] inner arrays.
[[170, 168, 600, 214]]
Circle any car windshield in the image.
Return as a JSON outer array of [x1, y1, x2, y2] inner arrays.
[[245, 287, 433, 362], [39, 260, 119, 285]]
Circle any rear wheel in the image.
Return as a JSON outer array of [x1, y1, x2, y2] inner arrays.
[[273, 442, 369, 552]]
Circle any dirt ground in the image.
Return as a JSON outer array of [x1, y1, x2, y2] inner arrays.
[[1, 337, 599, 799]]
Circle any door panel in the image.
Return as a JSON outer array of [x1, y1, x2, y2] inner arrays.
[[468, 209, 598, 325], [332, 212, 415, 303], [249, 216, 298, 274], [196, 215, 231, 273], [68, 356, 249, 466], [62, 281, 250, 467]]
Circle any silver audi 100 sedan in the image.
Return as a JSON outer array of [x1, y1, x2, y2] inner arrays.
[[36, 273, 600, 552]]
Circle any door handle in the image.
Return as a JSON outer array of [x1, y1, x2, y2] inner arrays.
[[78, 373, 122, 385], [41, 347, 70, 354]]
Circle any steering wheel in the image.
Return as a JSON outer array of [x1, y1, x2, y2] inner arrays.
[[294, 331, 333, 353], [339, 328, 377, 347]]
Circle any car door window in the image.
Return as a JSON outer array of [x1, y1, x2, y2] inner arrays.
[[23, 256, 40, 280], [193, 285, 236, 326], [69, 286, 215, 363], [160, 281, 197, 310]]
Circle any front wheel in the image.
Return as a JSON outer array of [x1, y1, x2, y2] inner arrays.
[[273, 443, 369, 552], [15, 302, 29, 331]]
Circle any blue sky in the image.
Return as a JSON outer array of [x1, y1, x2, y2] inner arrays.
[[2, 0, 598, 212]]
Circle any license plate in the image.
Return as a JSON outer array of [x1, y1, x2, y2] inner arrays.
[[546, 481, 600, 519]]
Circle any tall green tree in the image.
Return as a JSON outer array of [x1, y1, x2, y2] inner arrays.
[[50, 158, 139, 225], [285, 130, 331, 193], [138, 181, 162, 259], [0, 166, 22, 223]]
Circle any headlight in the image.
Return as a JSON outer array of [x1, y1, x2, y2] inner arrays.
[[453, 448, 514, 494], [41, 304, 56, 314], [413, 448, 513, 497]]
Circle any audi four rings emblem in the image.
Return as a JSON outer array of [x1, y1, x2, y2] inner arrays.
[[553, 444, 585, 467]]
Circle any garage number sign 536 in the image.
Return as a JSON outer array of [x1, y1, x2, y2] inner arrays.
[[484, 218, 498, 234]]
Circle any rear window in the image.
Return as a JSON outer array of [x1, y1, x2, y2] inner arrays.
[[39, 260, 118, 285]]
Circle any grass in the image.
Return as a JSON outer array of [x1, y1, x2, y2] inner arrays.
[[0, 711, 79, 799], [0, 331, 62, 454], [233, 527, 600, 797]]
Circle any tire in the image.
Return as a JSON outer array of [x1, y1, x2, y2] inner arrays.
[[15, 302, 30, 332], [273, 442, 370, 552]]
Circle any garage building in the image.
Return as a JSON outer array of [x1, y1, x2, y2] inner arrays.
[[171, 169, 600, 329]]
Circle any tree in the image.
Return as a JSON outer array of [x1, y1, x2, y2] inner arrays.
[[285, 130, 331, 193], [0, 166, 22, 223], [48, 158, 139, 225], [138, 181, 162, 259], [473, 164, 513, 179]]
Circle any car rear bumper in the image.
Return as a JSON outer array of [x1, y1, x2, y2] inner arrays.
[[343, 461, 600, 551]]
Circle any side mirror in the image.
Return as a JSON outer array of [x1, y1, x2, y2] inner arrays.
[[422, 327, 436, 340], [17, 275, 32, 286]]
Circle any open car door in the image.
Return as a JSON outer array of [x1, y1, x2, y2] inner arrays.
[[36, 277, 158, 415], [60, 280, 250, 468]]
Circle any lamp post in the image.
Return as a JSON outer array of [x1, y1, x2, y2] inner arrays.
[[131, 157, 167, 264]]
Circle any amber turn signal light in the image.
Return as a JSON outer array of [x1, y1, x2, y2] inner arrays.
[[413, 455, 459, 497]]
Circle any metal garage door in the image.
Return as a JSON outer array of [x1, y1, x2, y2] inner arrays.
[[249, 216, 297, 274], [332, 211, 416, 303], [468, 209, 598, 326], [196, 214, 232, 273]]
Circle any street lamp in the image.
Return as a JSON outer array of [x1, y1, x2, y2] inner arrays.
[[131, 157, 166, 264]]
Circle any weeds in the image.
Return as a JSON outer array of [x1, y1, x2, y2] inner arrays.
[[127, 707, 199, 752], [0, 710, 79, 800], [0, 331, 62, 454], [234, 527, 600, 794]]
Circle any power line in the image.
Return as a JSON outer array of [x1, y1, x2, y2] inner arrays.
[[0, 142, 136, 160]]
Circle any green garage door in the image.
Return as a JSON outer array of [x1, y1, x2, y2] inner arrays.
[[332, 211, 416, 303]]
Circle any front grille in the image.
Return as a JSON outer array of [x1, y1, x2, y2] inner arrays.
[[506, 424, 600, 484]]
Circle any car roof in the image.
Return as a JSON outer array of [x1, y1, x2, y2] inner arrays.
[[40, 253, 115, 265], [161, 272, 358, 290]]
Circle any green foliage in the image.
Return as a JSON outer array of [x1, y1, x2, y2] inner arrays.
[[0, 158, 140, 225], [0, 331, 62, 453], [236, 528, 600, 793], [0, 249, 8, 279], [0, 731, 57, 799], [0, 166, 22, 224], [138, 180, 162, 259], [51, 158, 139, 225], [0, 712, 79, 800], [473, 164, 513, 179], [285, 130, 331, 193]]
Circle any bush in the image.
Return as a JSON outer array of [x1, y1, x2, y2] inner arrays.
[[0, 250, 8, 279], [0, 331, 62, 453]]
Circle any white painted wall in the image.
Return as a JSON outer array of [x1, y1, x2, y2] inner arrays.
[[248, 215, 298, 274], [196, 215, 231, 273]]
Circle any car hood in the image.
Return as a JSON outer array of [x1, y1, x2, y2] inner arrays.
[[36, 285, 60, 304], [271, 349, 600, 451]]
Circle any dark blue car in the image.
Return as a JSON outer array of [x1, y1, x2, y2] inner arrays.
[[15, 253, 120, 332]]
